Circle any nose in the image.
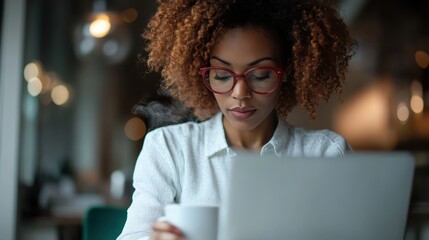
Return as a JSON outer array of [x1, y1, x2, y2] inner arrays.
[[231, 77, 251, 100]]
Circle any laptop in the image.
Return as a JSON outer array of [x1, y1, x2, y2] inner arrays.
[[218, 152, 415, 240]]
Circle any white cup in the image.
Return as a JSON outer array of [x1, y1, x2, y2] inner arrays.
[[163, 204, 219, 240]]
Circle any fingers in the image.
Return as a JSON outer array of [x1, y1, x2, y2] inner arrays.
[[150, 231, 185, 240], [152, 221, 182, 234], [150, 221, 185, 240]]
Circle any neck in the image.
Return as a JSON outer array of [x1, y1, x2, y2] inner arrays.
[[223, 111, 278, 152]]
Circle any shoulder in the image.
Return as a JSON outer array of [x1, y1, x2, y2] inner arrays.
[[302, 128, 346, 147], [139, 115, 223, 166], [287, 124, 351, 157], [137, 120, 208, 172], [144, 115, 217, 142], [145, 121, 202, 141]]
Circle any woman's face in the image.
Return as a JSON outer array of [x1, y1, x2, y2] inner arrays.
[[209, 26, 282, 132]]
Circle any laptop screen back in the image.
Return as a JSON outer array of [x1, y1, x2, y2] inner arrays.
[[218, 152, 414, 240]]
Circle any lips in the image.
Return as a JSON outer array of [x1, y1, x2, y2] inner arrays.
[[228, 107, 256, 120]]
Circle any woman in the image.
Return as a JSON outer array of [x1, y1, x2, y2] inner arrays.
[[118, 0, 356, 239]]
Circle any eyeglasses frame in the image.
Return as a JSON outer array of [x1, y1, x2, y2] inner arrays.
[[200, 66, 284, 95]]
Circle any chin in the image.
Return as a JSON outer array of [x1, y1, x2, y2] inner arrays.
[[223, 113, 261, 132]]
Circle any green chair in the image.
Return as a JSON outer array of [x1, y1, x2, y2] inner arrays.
[[82, 205, 127, 240]]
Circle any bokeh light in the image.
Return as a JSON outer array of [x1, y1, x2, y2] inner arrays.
[[103, 40, 119, 57], [122, 8, 138, 23], [24, 62, 40, 81], [79, 37, 96, 55], [411, 95, 424, 114], [410, 80, 424, 114], [415, 51, 429, 69], [397, 102, 410, 123], [27, 78, 43, 96], [89, 13, 111, 38], [124, 117, 147, 141], [51, 85, 70, 105]]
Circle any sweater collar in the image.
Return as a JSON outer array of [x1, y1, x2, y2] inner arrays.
[[205, 112, 230, 158], [204, 112, 290, 158]]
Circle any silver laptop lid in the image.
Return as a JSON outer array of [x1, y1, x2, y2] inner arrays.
[[218, 152, 414, 240]]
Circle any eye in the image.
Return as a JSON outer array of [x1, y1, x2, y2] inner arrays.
[[248, 70, 272, 81], [214, 75, 231, 81], [212, 70, 232, 81]]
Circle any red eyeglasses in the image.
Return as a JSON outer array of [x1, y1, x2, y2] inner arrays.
[[200, 66, 283, 94]]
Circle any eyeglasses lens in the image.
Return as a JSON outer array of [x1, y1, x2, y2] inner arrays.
[[205, 68, 277, 93]]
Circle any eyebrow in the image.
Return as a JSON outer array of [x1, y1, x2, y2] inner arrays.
[[210, 56, 277, 66]]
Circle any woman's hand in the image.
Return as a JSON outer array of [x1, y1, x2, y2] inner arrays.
[[150, 221, 185, 240]]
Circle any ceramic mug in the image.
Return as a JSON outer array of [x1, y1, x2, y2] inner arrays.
[[162, 204, 219, 240]]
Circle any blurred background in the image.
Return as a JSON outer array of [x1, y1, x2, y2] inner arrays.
[[0, 0, 428, 239]]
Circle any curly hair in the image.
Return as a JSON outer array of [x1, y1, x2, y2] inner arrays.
[[143, 0, 356, 120]]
